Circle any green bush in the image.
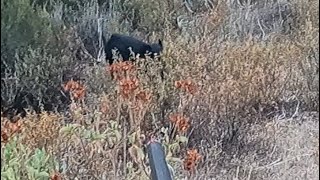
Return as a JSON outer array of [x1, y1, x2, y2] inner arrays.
[[1, 137, 59, 180], [1, 0, 53, 74], [1, 0, 81, 110]]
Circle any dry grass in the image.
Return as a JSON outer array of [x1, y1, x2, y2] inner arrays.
[[1, 108, 318, 179], [1, 0, 319, 179]]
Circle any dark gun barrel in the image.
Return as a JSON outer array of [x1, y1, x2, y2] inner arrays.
[[147, 141, 173, 180]]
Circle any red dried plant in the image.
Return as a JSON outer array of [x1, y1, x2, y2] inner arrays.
[[169, 113, 190, 133], [50, 172, 62, 180], [107, 61, 136, 80], [63, 80, 86, 100], [135, 90, 152, 103], [183, 149, 202, 172], [175, 79, 198, 95], [1, 120, 22, 144], [119, 77, 139, 98], [1, 131, 9, 144]]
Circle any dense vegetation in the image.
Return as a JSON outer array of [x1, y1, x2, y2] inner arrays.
[[1, 0, 319, 179]]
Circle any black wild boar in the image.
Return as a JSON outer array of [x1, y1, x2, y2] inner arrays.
[[102, 34, 163, 64]]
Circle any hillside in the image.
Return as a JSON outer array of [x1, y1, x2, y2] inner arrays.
[[1, 0, 319, 179]]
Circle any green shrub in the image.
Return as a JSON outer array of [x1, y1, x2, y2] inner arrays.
[[1, 136, 59, 180], [1, 0, 53, 74]]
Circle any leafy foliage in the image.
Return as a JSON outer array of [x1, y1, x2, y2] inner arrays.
[[1, 137, 58, 180]]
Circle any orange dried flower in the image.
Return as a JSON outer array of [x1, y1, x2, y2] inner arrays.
[[108, 63, 120, 75], [121, 61, 135, 72], [1, 120, 22, 144], [9, 121, 22, 134], [63, 80, 78, 91], [135, 90, 152, 103], [169, 114, 190, 133], [183, 149, 202, 172], [1, 131, 9, 144], [108, 61, 135, 80], [63, 80, 86, 100], [175, 79, 197, 95], [50, 172, 62, 180], [119, 77, 139, 98]]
